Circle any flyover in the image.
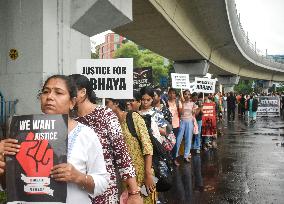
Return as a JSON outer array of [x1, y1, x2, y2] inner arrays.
[[113, 0, 284, 81]]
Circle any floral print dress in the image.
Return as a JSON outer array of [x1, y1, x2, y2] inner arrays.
[[76, 106, 136, 204]]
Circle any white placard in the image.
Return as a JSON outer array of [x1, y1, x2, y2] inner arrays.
[[171, 73, 190, 89], [77, 58, 133, 99], [194, 77, 216, 93], [257, 96, 280, 117], [188, 82, 196, 93]]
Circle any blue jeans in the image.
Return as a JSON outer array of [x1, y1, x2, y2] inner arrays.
[[192, 120, 202, 150], [174, 119, 194, 159]]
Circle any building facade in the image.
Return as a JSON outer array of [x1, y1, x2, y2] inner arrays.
[[99, 33, 125, 59]]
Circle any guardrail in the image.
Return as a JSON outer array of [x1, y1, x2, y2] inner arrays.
[[226, 0, 284, 71], [0, 98, 18, 138]]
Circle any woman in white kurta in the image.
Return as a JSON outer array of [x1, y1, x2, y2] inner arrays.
[[66, 123, 109, 203], [3, 75, 109, 204]]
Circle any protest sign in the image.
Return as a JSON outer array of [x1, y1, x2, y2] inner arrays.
[[188, 82, 196, 93], [77, 58, 133, 99], [171, 73, 190, 89], [202, 102, 217, 137], [194, 77, 216, 93], [133, 67, 153, 90], [7, 114, 68, 204], [257, 96, 280, 117]]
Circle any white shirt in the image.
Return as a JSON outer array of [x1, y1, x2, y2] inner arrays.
[[67, 123, 109, 204]]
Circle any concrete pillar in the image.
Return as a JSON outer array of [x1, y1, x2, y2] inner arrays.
[[262, 80, 273, 94], [218, 75, 240, 93], [223, 85, 235, 93], [173, 60, 209, 82], [0, 0, 132, 115]]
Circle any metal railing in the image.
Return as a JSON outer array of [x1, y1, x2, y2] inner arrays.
[[0, 98, 18, 138], [226, 0, 284, 71]]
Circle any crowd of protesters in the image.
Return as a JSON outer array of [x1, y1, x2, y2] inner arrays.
[[0, 73, 284, 204]]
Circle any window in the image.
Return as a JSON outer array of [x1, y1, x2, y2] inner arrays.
[[114, 34, 120, 42]]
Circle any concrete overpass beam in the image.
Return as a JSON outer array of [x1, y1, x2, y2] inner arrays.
[[173, 60, 209, 81], [71, 0, 132, 36], [218, 75, 240, 93]]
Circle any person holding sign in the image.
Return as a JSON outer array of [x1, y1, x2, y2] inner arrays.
[[173, 90, 197, 165], [69, 74, 142, 204], [3, 75, 109, 204]]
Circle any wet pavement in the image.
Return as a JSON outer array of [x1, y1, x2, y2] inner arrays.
[[164, 114, 284, 204]]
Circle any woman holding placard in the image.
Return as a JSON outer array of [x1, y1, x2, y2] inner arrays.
[[3, 75, 109, 204]]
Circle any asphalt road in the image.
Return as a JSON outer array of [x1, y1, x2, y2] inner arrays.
[[163, 114, 284, 204]]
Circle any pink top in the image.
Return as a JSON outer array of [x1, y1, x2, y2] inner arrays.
[[168, 100, 182, 128], [181, 101, 196, 120]]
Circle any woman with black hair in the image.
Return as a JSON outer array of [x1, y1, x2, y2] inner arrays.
[[69, 74, 142, 204], [173, 90, 197, 165], [139, 87, 167, 144], [106, 99, 156, 204], [3, 75, 109, 203]]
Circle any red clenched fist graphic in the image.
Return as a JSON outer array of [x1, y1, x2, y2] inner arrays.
[[16, 132, 53, 177]]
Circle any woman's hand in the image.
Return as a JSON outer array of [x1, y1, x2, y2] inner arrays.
[[3, 138, 20, 155], [180, 89, 185, 103], [144, 173, 155, 194], [50, 163, 81, 183], [0, 141, 5, 174]]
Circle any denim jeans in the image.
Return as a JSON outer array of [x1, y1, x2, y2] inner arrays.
[[174, 119, 194, 159], [192, 120, 202, 150], [171, 127, 180, 158]]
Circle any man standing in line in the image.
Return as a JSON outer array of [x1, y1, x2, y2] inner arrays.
[[227, 92, 236, 122]]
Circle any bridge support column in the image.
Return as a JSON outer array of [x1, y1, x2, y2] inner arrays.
[[218, 75, 240, 93], [173, 60, 209, 82], [262, 81, 273, 94], [0, 0, 132, 115]]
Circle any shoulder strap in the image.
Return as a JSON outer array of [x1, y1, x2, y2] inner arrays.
[[126, 111, 138, 138], [126, 111, 143, 150]]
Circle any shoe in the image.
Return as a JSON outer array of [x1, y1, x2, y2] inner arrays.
[[184, 157, 191, 162], [184, 154, 191, 162], [174, 159, 180, 166], [196, 149, 200, 154], [207, 143, 212, 148]]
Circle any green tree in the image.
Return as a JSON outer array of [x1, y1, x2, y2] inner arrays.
[[234, 80, 253, 94], [114, 42, 170, 85], [91, 45, 100, 59], [114, 42, 141, 67], [138, 50, 168, 85]]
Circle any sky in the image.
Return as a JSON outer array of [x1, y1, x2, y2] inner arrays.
[[235, 0, 284, 55], [90, 1, 284, 55]]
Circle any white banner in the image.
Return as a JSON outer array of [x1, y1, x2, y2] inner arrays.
[[194, 77, 216, 93], [257, 96, 280, 117], [24, 185, 54, 196], [21, 174, 50, 185], [77, 58, 133, 99], [171, 73, 190, 89]]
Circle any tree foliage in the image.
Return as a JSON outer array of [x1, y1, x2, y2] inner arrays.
[[234, 80, 253, 94], [114, 42, 141, 67], [114, 42, 170, 85]]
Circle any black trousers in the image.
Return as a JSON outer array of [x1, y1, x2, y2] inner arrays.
[[227, 107, 235, 120]]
